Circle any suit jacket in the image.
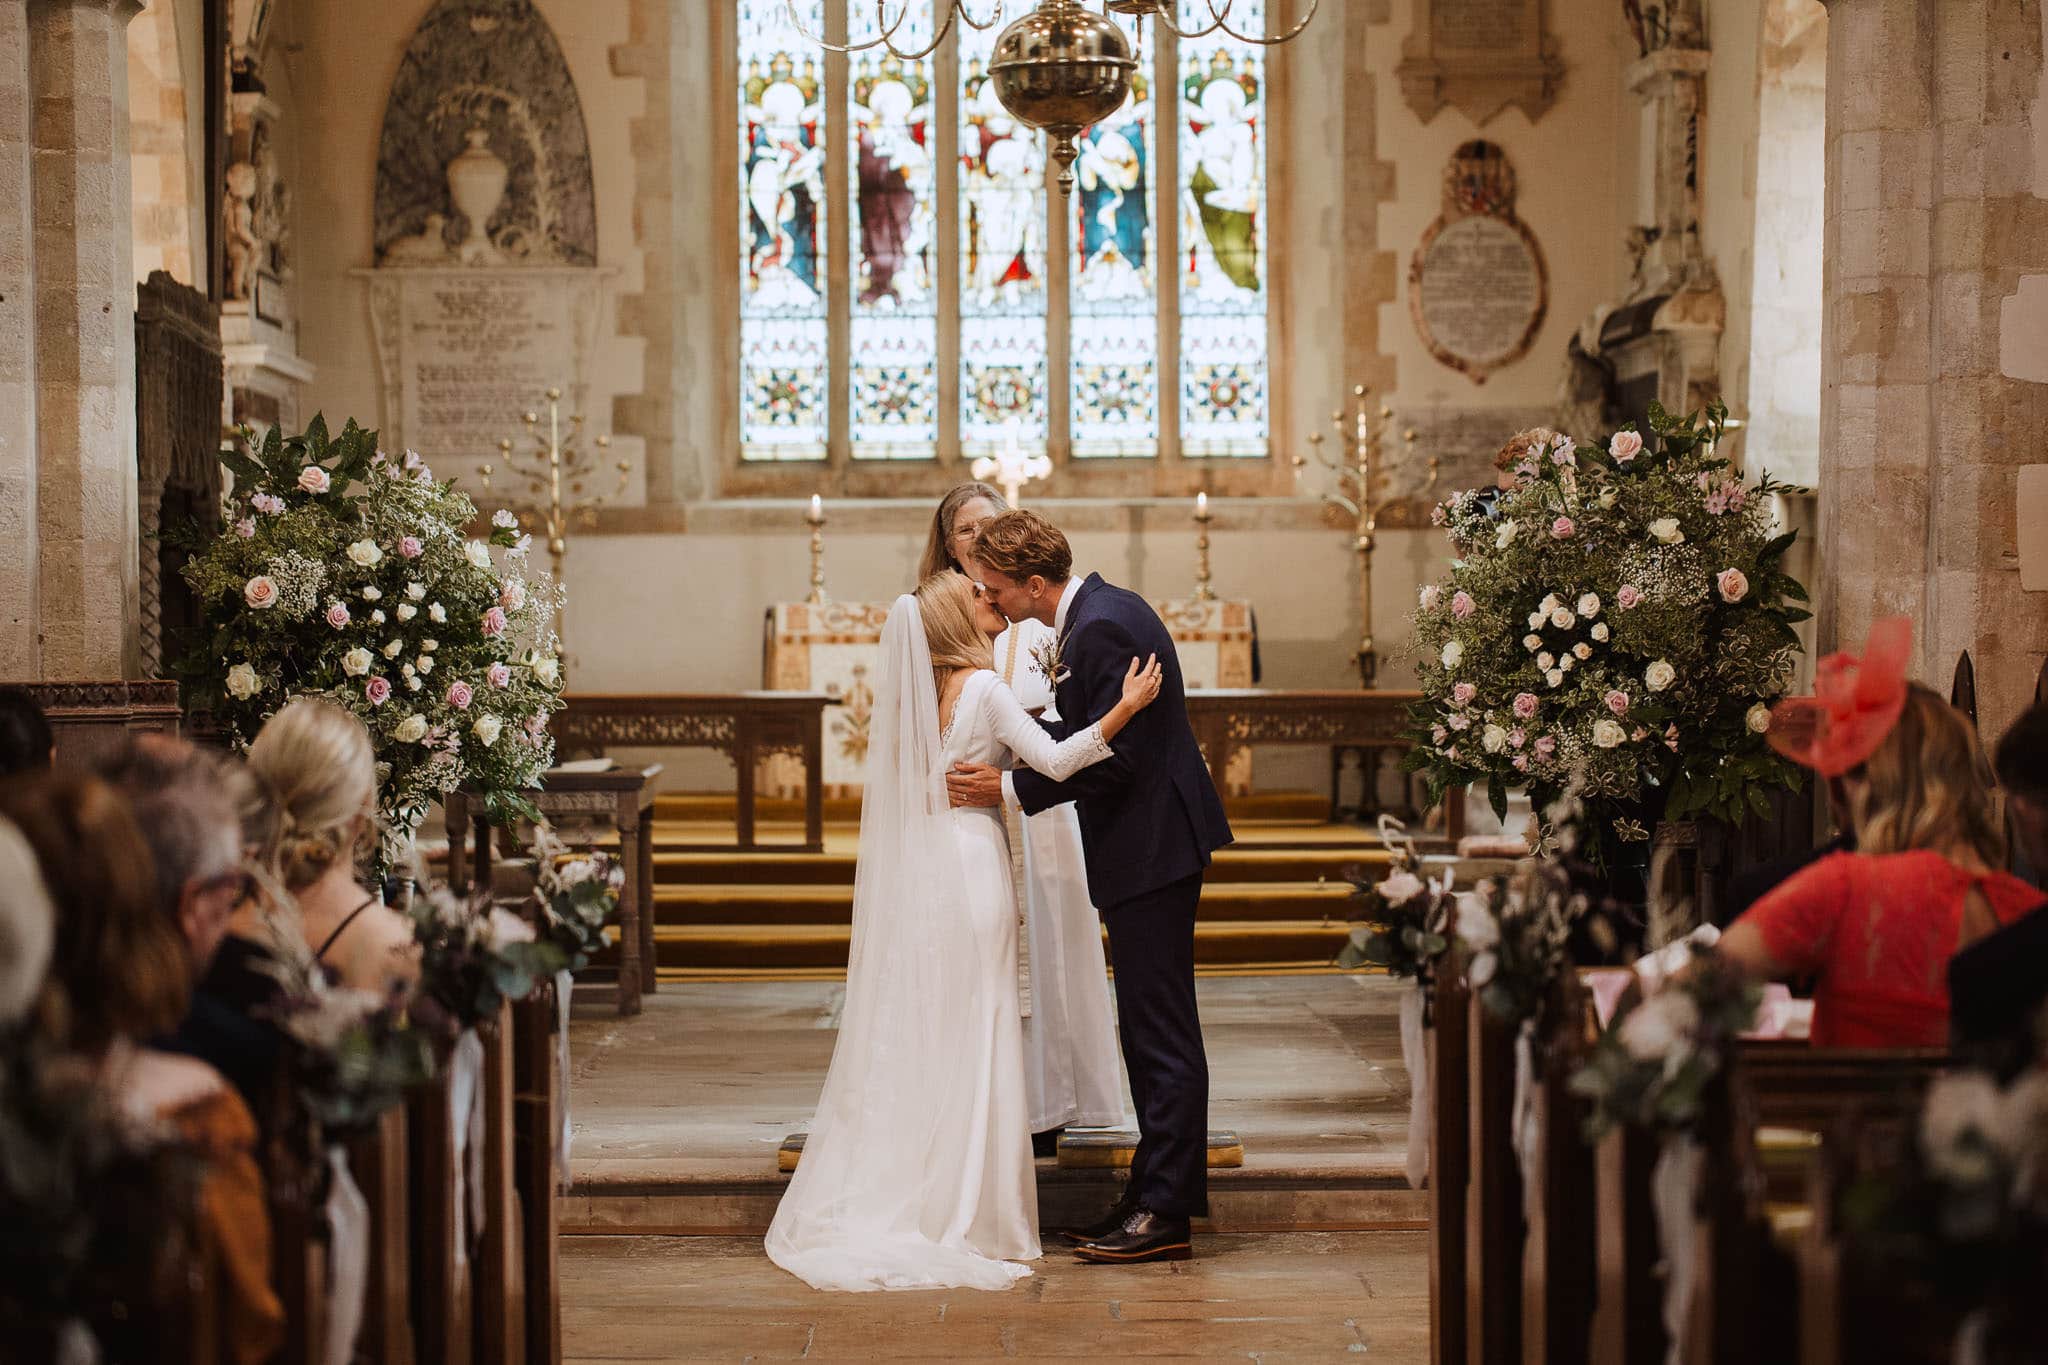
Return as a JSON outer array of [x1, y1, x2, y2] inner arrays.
[[1010, 574, 1233, 909]]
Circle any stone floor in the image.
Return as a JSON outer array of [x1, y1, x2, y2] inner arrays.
[[561, 1229, 1430, 1362]]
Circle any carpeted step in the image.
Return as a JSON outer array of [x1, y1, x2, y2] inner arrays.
[[623, 919, 1358, 971], [649, 789, 1338, 825], [650, 880, 1359, 927], [648, 842, 1404, 888]]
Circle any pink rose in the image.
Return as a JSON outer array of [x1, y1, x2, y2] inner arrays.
[[243, 576, 279, 610], [1534, 735, 1557, 757], [325, 602, 350, 629], [487, 662, 512, 688], [1551, 516, 1575, 539], [446, 680, 474, 710], [398, 536, 423, 559], [1512, 754, 1530, 772], [1616, 584, 1643, 610], [481, 606, 508, 637], [1451, 682, 1477, 707], [1451, 591, 1476, 619], [1605, 689, 1630, 716], [252, 493, 284, 515], [365, 676, 392, 706], [1609, 431, 1643, 463], [1508, 728, 1526, 749], [234, 517, 255, 539], [1512, 692, 1539, 720], [1432, 724, 1449, 745], [297, 466, 330, 494], [1716, 568, 1749, 603]]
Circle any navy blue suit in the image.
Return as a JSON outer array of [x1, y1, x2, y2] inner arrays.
[[1011, 574, 1232, 1216]]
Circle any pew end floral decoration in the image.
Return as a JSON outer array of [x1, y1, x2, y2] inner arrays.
[[1407, 401, 1808, 858], [1339, 816, 1455, 1000], [1568, 944, 1761, 1142], [408, 885, 567, 1035], [531, 825, 624, 972], [174, 415, 565, 870]]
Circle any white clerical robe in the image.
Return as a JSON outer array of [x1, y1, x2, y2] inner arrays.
[[995, 616, 1126, 1133]]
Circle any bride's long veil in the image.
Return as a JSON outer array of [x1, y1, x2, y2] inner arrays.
[[765, 594, 1029, 1291]]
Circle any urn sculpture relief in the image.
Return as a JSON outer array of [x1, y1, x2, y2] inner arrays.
[[447, 126, 508, 265]]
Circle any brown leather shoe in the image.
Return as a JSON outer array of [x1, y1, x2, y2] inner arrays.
[[1073, 1208, 1193, 1264], [1061, 1197, 1137, 1245]]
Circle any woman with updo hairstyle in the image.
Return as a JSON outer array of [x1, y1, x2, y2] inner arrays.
[[225, 698, 417, 996]]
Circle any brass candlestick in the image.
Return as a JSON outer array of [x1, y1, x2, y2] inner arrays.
[[1192, 491, 1216, 603], [480, 387, 631, 641], [805, 494, 829, 606], [1295, 385, 1434, 688]]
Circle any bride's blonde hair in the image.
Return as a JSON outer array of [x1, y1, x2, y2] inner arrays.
[[245, 698, 378, 891], [914, 572, 993, 702]]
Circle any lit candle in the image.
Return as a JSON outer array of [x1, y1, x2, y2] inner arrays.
[[1196, 491, 1209, 519], [808, 493, 823, 523]]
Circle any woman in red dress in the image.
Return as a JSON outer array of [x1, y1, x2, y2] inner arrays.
[[1717, 619, 2036, 1047]]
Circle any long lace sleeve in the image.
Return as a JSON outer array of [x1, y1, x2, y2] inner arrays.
[[982, 674, 1113, 781]]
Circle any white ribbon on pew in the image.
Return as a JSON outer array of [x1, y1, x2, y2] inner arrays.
[[1652, 1133, 1704, 1365], [556, 969, 575, 1193], [55, 1321, 95, 1365], [1512, 1020, 1541, 1233], [324, 1143, 369, 1365], [1400, 985, 1429, 1190], [449, 1028, 487, 1266]]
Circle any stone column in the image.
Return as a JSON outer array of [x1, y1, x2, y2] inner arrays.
[[1818, 0, 2048, 741], [0, 2, 37, 675], [11, 0, 144, 680]]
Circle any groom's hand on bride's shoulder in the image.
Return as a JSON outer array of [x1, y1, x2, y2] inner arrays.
[[946, 762, 1004, 808]]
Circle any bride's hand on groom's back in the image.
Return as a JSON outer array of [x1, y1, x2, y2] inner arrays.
[[1121, 655, 1163, 712], [946, 763, 1004, 808]]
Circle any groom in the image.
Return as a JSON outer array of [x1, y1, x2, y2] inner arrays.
[[947, 510, 1233, 1264]]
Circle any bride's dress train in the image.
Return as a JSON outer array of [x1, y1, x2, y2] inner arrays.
[[765, 599, 1117, 1293]]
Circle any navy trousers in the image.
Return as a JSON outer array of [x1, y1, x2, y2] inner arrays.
[[1102, 869, 1210, 1218]]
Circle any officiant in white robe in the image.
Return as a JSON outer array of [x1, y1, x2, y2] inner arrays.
[[921, 483, 1124, 1140]]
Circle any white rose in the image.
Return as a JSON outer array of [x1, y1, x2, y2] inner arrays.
[[416, 655, 434, 675], [1573, 643, 1592, 660], [1550, 608, 1575, 629], [1376, 870, 1426, 905], [1523, 634, 1543, 651], [1592, 719, 1627, 749], [396, 603, 417, 622], [1577, 593, 1601, 618], [1590, 623, 1610, 642], [1440, 640, 1464, 671], [345, 539, 383, 568], [1645, 660, 1677, 692], [361, 585, 383, 602], [1454, 894, 1500, 951], [1546, 668, 1566, 689], [1619, 991, 1700, 1062], [1559, 655, 1575, 672], [1539, 594, 1561, 614], [1649, 517, 1684, 545], [393, 714, 429, 744], [1495, 520, 1518, 549], [1482, 724, 1508, 754], [225, 662, 261, 700], [1746, 703, 1773, 734], [429, 602, 447, 624], [1921, 1074, 2013, 1182], [1527, 611, 1546, 631], [243, 576, 279, 610], [370, 609, 386, 624], [473, 713, 504, 747], [421, 638, 438, 653], [342, 647, 373, 677], [464, 541, 494, 570], [484, 906, 536, 950], [406, 582, 426, 601], [531, 653, 560, 687], [1419, 584, 1442, 611], [407, 675, 422, 691], [401, 663, 416, 678], [382, 639, 404, 659], [1537, 652, 1555, 670]]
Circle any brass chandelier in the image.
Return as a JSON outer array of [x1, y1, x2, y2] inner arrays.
[[784, 1, 1320, 194]]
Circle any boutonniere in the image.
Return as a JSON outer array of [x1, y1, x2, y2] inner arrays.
[[1029, 632, 1071, 687]]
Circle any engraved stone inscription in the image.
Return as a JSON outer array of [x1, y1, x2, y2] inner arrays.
[[1416, 217, 1544, 374], [403, 273, 569, 462], [1436, 0, 1530, 49]]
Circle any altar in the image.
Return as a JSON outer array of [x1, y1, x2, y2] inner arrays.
[[760, 595, 1261, 797]]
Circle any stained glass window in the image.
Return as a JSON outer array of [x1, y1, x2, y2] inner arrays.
[[1069, 14, 1156, 458], [739, 0, 828, 459], [848, 30, 938, 458], [1177, 0, 1269, 457], [958, 20, 1049, 459]]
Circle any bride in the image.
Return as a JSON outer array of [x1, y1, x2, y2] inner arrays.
[[765, 572, 1161, 1293]]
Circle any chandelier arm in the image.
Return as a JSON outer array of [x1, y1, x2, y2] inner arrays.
[[956, 0, 1006, 32], [863, 0, 960, 62], [781, 0, 922, 57], [1151, 0, 1321, 45]]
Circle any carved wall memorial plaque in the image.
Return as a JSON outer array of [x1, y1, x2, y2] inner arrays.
[[1407, 141, 1548, 384], [1396, 0, 1565, 126]]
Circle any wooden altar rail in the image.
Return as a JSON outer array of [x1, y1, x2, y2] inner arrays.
[[1184, 689, 1465, 841], [552, 692, 834, 852]]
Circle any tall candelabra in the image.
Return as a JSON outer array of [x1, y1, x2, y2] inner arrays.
[[480, 387, 631, 640], [1192, 491, 1216, 603], [1296, 385, 1436, 688], [805, 494, 829, 606]]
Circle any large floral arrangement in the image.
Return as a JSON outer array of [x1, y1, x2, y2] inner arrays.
[[1568, 945, 1760, 1141], [176, 417, 565, 861], [1408, 402, 1808, 851]]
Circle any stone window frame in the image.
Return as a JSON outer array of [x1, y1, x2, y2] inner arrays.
[[707, 2, 1302, 502]]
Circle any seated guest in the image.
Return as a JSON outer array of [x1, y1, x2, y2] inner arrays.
[[97, 736, 281, 1121], [1946, 704, 2048, 1067], [1714, 619, 2039, 1048], [0, 773, 284, 1365], [0, 687, 53, 776], [231, 698, 417, 995]]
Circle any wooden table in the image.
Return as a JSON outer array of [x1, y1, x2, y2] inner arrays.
[[446, 764, 662, 1016], [1184, 688, 1463, 841], [553, 692, 834, 852]]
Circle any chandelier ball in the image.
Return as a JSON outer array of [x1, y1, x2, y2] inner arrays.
[[987, 1, 1137, 196]]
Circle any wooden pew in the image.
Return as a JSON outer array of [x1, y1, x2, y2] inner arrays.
[[1429, 953, 1470, 1365], [514, 982, 564, 1365], [1799, 1115, 1953, 1365], [409, 1059, 473, 1365], [259, 1059, 329, 1365], [1465, 983, 1524, 1364], [476, 1005, 527, 1363], [1590, 1120, 1666, 1365], [1521, 972, 1597, 1364], [348, 1107, 416, 1365]]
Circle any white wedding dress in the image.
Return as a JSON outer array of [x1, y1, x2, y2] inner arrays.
[[765, 597, 1118, 1293]]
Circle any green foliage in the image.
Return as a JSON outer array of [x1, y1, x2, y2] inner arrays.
[[1567, 946, 1760, 1141]]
